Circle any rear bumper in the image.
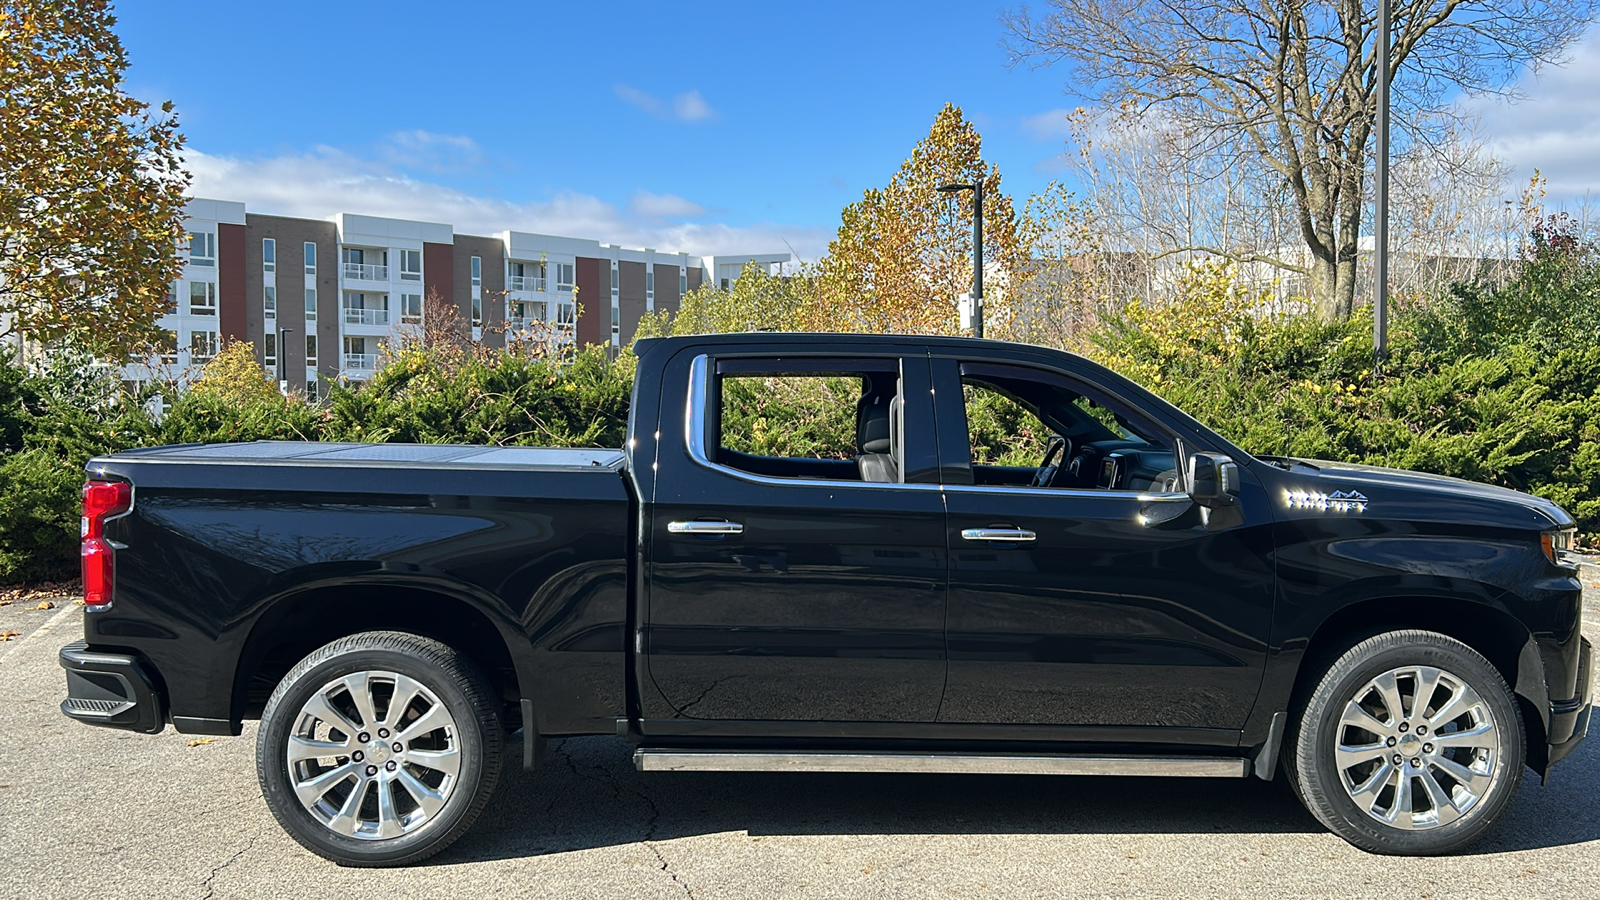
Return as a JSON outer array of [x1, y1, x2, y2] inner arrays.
[[59, 641, 165, 734], [1547, 637, 1593, 770]]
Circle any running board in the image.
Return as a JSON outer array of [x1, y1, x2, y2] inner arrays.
[[633, 749, 1250, 778]]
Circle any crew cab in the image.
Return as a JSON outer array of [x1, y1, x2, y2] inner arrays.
[[62, 333, 1591, 864]]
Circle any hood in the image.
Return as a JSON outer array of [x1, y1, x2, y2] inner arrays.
[[1279, 457, 1573, 530]]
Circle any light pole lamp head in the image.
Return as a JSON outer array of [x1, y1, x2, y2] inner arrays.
[[936, 182, 975, 194]]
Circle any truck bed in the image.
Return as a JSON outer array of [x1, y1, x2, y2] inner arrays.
[[83, 441, 633, 738]]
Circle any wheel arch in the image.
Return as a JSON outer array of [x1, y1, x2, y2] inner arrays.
[[1286, 594, 1548, 771], [233, 579, 527, 728]]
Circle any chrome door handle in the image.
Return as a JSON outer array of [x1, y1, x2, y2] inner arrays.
[[961, 528, 1037, 542], [668, 520, 744, 535]]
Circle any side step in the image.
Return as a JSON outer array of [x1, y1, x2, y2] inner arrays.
[[634, 749, 1250, 778]]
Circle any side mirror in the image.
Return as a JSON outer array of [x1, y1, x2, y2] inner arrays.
[[1188, 452, 1239, 508]]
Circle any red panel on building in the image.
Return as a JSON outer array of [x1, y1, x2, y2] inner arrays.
[[575, 257, 605, 347], [217, 223, 247, 342], [423, 242, 455, 306]]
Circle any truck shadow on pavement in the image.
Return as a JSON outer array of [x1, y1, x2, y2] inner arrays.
[[437, 732, 1599, 864]]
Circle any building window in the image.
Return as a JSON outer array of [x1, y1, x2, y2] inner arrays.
[[158, 330, 178, 365], [304, 241, 317, 275], [264, 285, 276, 318], [471, 294, 482, 327], [646, 271, 654, 299], [557, 302, 575, 326], [189, 232, 215, 267], [263, 238, 276, 274], [163, 283, 178, 315], [263, 333, 277, 369], [306, 377, 318, 398], [189, 330, 219, 363], [471, 256, 481, 288], [556, 262, 574, 291], [305, 287, 318, 321], [610, 266, 619, 293], [680, 270, 687, 295], [720, 278, 730, 290], [305, 334, 318, 368], [189, 281, 217, 316], [401, 293, 422, 324], [399, 249, 422, 282], [610, 303, 619, 335]]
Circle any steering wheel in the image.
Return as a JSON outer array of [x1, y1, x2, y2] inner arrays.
[[1031, 435, 1072, 488]]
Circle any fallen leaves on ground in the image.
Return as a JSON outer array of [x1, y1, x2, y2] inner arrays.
[[186, 738, 214, 747], [0, 630, 20, 642], [0, 580, 82, 606], [33, 601, 55, 610]]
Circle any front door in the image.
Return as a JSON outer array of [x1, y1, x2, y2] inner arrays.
[[642, 351, 948, 733], [932, 357, 1275, 743]]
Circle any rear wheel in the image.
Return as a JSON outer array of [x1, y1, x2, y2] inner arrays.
[[1286, 629, 1523, 855], [256, 631, 503, 866]]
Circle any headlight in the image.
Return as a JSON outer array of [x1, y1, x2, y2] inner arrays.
[[1541, 528, 1578, 569]]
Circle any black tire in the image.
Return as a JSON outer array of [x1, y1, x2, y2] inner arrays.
[[256, 631, 504, 866], [1285, 629, 1524, 855]]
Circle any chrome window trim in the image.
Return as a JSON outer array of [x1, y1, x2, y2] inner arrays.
[[683, 354, 1193, 502], [684, 354, 941, 493]]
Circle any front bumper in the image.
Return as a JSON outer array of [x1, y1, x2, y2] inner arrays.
[[1548, 636, 1593, 770], [60, 641, 165, 734]]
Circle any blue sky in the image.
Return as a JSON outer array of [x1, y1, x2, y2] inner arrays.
[[115, 1, 1600, 261], [115, 0, 1086, 260]]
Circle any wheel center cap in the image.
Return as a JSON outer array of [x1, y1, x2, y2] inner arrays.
[[1398, 733, 1423, 755], [370, 741, 389, 762]]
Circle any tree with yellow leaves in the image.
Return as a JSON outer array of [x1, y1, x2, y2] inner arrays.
[[0, 0, 189, 359], [814, 104, 1023, 336], [187, 339, 279, 406]]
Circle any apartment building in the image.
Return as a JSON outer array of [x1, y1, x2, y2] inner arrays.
[[127, 198, 789, 394]]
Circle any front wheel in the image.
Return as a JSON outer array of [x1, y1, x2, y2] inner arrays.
[[256, 632, 504, 866], [1286, 629, 1524, 855]]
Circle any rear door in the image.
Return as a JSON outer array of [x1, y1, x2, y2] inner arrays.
[[641, 349, 948, 735], [931, 356, 1275, 744]]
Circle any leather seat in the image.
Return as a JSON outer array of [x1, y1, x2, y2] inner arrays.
[[856, 386, 901, 483]]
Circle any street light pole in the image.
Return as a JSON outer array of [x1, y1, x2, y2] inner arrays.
[[937, 179, 985, 339], [278, 327, 292, 392], [1374, 0, 1391, 369]]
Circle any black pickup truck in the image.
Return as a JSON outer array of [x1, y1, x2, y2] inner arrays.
[[63, 333, 1589, 864]]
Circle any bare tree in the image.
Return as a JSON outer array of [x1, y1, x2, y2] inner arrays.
[[1004, 1, 1599, 320]]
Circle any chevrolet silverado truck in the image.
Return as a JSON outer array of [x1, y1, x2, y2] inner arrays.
[[62, 333, 1591, 865]]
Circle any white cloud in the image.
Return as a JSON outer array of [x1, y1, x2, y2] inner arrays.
[[613, 84, 663, 117], [376, 130, 484, 174], [672, 90, 714, 122], [1021, 108, 1078, 141], [630, 190, 706, 218], [1466, 27, 1600, 202], [183, 146, 828, 260], [614, 84, 716, 122]]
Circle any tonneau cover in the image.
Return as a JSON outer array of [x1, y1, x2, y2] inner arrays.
[[102, 441, 624, 471]]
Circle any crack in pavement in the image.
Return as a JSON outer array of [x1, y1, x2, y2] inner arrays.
[[556, 740, 694, 898], [196, 826, 264, 900]]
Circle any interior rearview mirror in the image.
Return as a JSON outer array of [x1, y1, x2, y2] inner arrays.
[[1188, 452, 1239, 508]]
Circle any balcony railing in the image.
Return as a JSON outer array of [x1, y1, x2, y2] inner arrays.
[[342, 262, 389, 281], [343, 306, 390, 326], [507, 275, 547, 292], [344, 353, 377, 371]]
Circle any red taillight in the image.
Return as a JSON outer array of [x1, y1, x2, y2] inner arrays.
[[81, 480, 131, 607]]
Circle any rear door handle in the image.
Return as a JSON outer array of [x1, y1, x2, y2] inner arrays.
[[960, 528, 1037, 542], [668, 520, 745, 535]]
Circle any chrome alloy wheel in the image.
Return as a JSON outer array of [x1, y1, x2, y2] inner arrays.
[[1334, 665, 1500, 830], [287, 670, 462, 840]]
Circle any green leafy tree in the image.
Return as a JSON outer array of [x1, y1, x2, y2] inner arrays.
[[0, 0, 189, 358]]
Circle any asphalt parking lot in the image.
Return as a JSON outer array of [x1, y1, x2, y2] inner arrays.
[[2, 582, 1596, 900]]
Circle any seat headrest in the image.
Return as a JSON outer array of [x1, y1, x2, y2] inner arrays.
[[858, 394, 892, 455]]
